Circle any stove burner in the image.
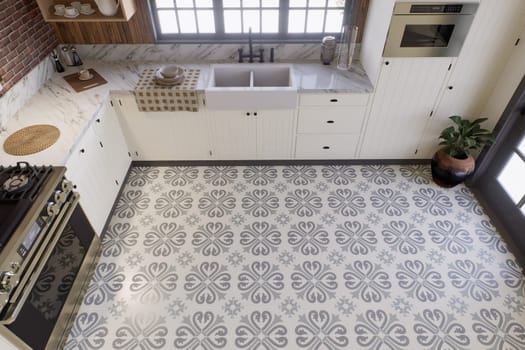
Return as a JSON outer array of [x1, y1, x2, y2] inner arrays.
[[3, 174, 30, 192], [0, 162, 52, 201]]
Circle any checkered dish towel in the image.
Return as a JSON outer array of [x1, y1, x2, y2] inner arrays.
[[134, 68, 200, 112]]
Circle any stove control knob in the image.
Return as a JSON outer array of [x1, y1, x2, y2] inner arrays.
[[45, 202, 59, 217], [10, 262, 20, 274], [61, 179, 73, 193], [0, 272, 15, 293], [54, 190, 67, 204]]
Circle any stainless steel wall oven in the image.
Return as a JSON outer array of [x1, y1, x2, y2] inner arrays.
[[0, 162, 100, 350], [383, 2, 479, 57]]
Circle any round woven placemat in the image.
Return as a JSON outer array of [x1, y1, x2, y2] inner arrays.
[[3, 124, 60, 156]]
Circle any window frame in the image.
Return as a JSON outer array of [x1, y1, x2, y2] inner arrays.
[[147, 0, 353, 44]]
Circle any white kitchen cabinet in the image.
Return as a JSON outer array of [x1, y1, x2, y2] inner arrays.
[[66, 99, 131, 235], [295, 93, 368, 159], [113, 93, 211, 160], [417, 0, 525, 158], [208, 109, 294, 160], [359, 58, 453, 159]]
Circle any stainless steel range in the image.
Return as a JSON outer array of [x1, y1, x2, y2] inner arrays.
[[0, 162, 100, 350]]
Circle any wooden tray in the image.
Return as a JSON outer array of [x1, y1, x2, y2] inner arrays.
[[63, 69, 107, 92]]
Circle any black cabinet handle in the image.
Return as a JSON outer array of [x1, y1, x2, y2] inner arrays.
[[385, 61, 390, 65], [246, 112, 251, 116], [73, 185, 77, 189], [326, 120, 334, 124], [254, 112, 257, 116], [448, 86, 454, 90], [80, 149, 85, 154], [322, 146, 330, 150], [96, 118, 100, 123], [330, 99, 338, 103]]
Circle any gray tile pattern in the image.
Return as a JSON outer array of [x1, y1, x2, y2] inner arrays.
[[66, 165, 525, 350]]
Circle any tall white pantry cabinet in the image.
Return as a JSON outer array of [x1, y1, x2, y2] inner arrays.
[[358, 0, 525, 159]]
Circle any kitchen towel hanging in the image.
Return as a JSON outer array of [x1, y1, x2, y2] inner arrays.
[[134, 68, 200, 112]]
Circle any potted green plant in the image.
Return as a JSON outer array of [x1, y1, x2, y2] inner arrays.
[[431, 115, 495, 187]]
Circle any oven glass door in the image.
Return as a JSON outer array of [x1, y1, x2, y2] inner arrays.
[[6, 206, 94, 350], [384, 14, 473, 57]]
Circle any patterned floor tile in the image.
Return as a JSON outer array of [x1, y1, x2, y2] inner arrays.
[[66, 165, 525, 350]]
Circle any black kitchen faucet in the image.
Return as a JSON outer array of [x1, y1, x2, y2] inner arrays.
[[238, 27, 264, 63]]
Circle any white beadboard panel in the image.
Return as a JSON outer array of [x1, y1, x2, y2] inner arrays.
[[256, 110, 295, 160], [419, 0, 525, 157], [208, 111, 257, 160], [359, 0, 396, 86], [359, 58, 453, 159], [297, 106, 366, 134], [481, 23, 525, 129]]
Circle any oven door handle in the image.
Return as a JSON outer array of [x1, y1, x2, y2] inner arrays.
[[0, 193, 80, 325]]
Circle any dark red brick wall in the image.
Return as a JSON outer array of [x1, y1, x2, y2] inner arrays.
[[0, 0, 58, 95]]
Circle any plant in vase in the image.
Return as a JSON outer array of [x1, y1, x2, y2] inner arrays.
[[431, 115, 495, 187]]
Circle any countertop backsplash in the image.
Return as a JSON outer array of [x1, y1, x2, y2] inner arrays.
[[74, 43, 361, 63], [0, 58, 55, 131]]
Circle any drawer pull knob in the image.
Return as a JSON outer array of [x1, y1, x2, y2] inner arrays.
[[330, 99, 338, 103], [326, 120, 334, 124], [322, 146, 330, 150], [246, 112, 250, 116]]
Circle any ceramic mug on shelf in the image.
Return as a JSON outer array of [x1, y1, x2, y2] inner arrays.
[[64, 6, 78, 17], [80, 3, 92, 13], [71, 1, 81, 11], [54, 4, 66, 16]]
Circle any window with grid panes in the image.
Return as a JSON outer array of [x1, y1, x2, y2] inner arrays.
[[149, 0, 349, 42]]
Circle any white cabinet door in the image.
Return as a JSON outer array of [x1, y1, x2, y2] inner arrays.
[[208, 110, 257, 159], [359, 58, 453, 159], [418, 0, 525, 158], [113, 94, 210, 160], [169, 110, 211, 160], [93, 100, 131, 190], [257, 110, 294, 159], [66, 126, 107, 234], [114, 94, 177, 160]]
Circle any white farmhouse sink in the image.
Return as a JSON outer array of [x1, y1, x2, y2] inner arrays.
[[205, 64, 297, 110]]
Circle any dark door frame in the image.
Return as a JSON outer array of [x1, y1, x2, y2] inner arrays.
[[468, 74, 525, 267]]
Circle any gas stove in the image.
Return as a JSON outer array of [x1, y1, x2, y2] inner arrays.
[[0, 162, 55, 249], [0, 162, 99, 350]]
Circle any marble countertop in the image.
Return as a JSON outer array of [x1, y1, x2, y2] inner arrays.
[[0, 60, 373, 166]]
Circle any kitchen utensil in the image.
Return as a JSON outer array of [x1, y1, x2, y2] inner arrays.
[[94, 0, 120, 16], [54, 4, 66, 16], [61, 46, 74, 66], [71, 45, 83, 66], [64, 6, 79, 18], [80, 3, 95, 15], [336, 24, 358, 70], [50, 50, 65, 73], [159, 65, 184, 79], [71, 1, 81, 11], [78, 69, 93, 81], [63, 69, 108, 92], [320, 36, 337, 65]]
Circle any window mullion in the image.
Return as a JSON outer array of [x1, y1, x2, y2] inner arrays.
[[192, 0, 199, 34], [214, 0, 225, 35], [280, 0, 289, 37], [304, 0, 309, 33]]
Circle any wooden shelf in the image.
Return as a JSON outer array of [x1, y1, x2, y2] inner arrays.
[[37, 0, 136, 22]]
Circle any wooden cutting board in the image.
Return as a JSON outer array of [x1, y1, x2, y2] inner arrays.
[[63, 69, 107, 92]]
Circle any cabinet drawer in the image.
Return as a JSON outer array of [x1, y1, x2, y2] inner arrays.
[[295, 134, 359, 159], [297, 106, 366, 134], [299, 93, 369, 106]]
